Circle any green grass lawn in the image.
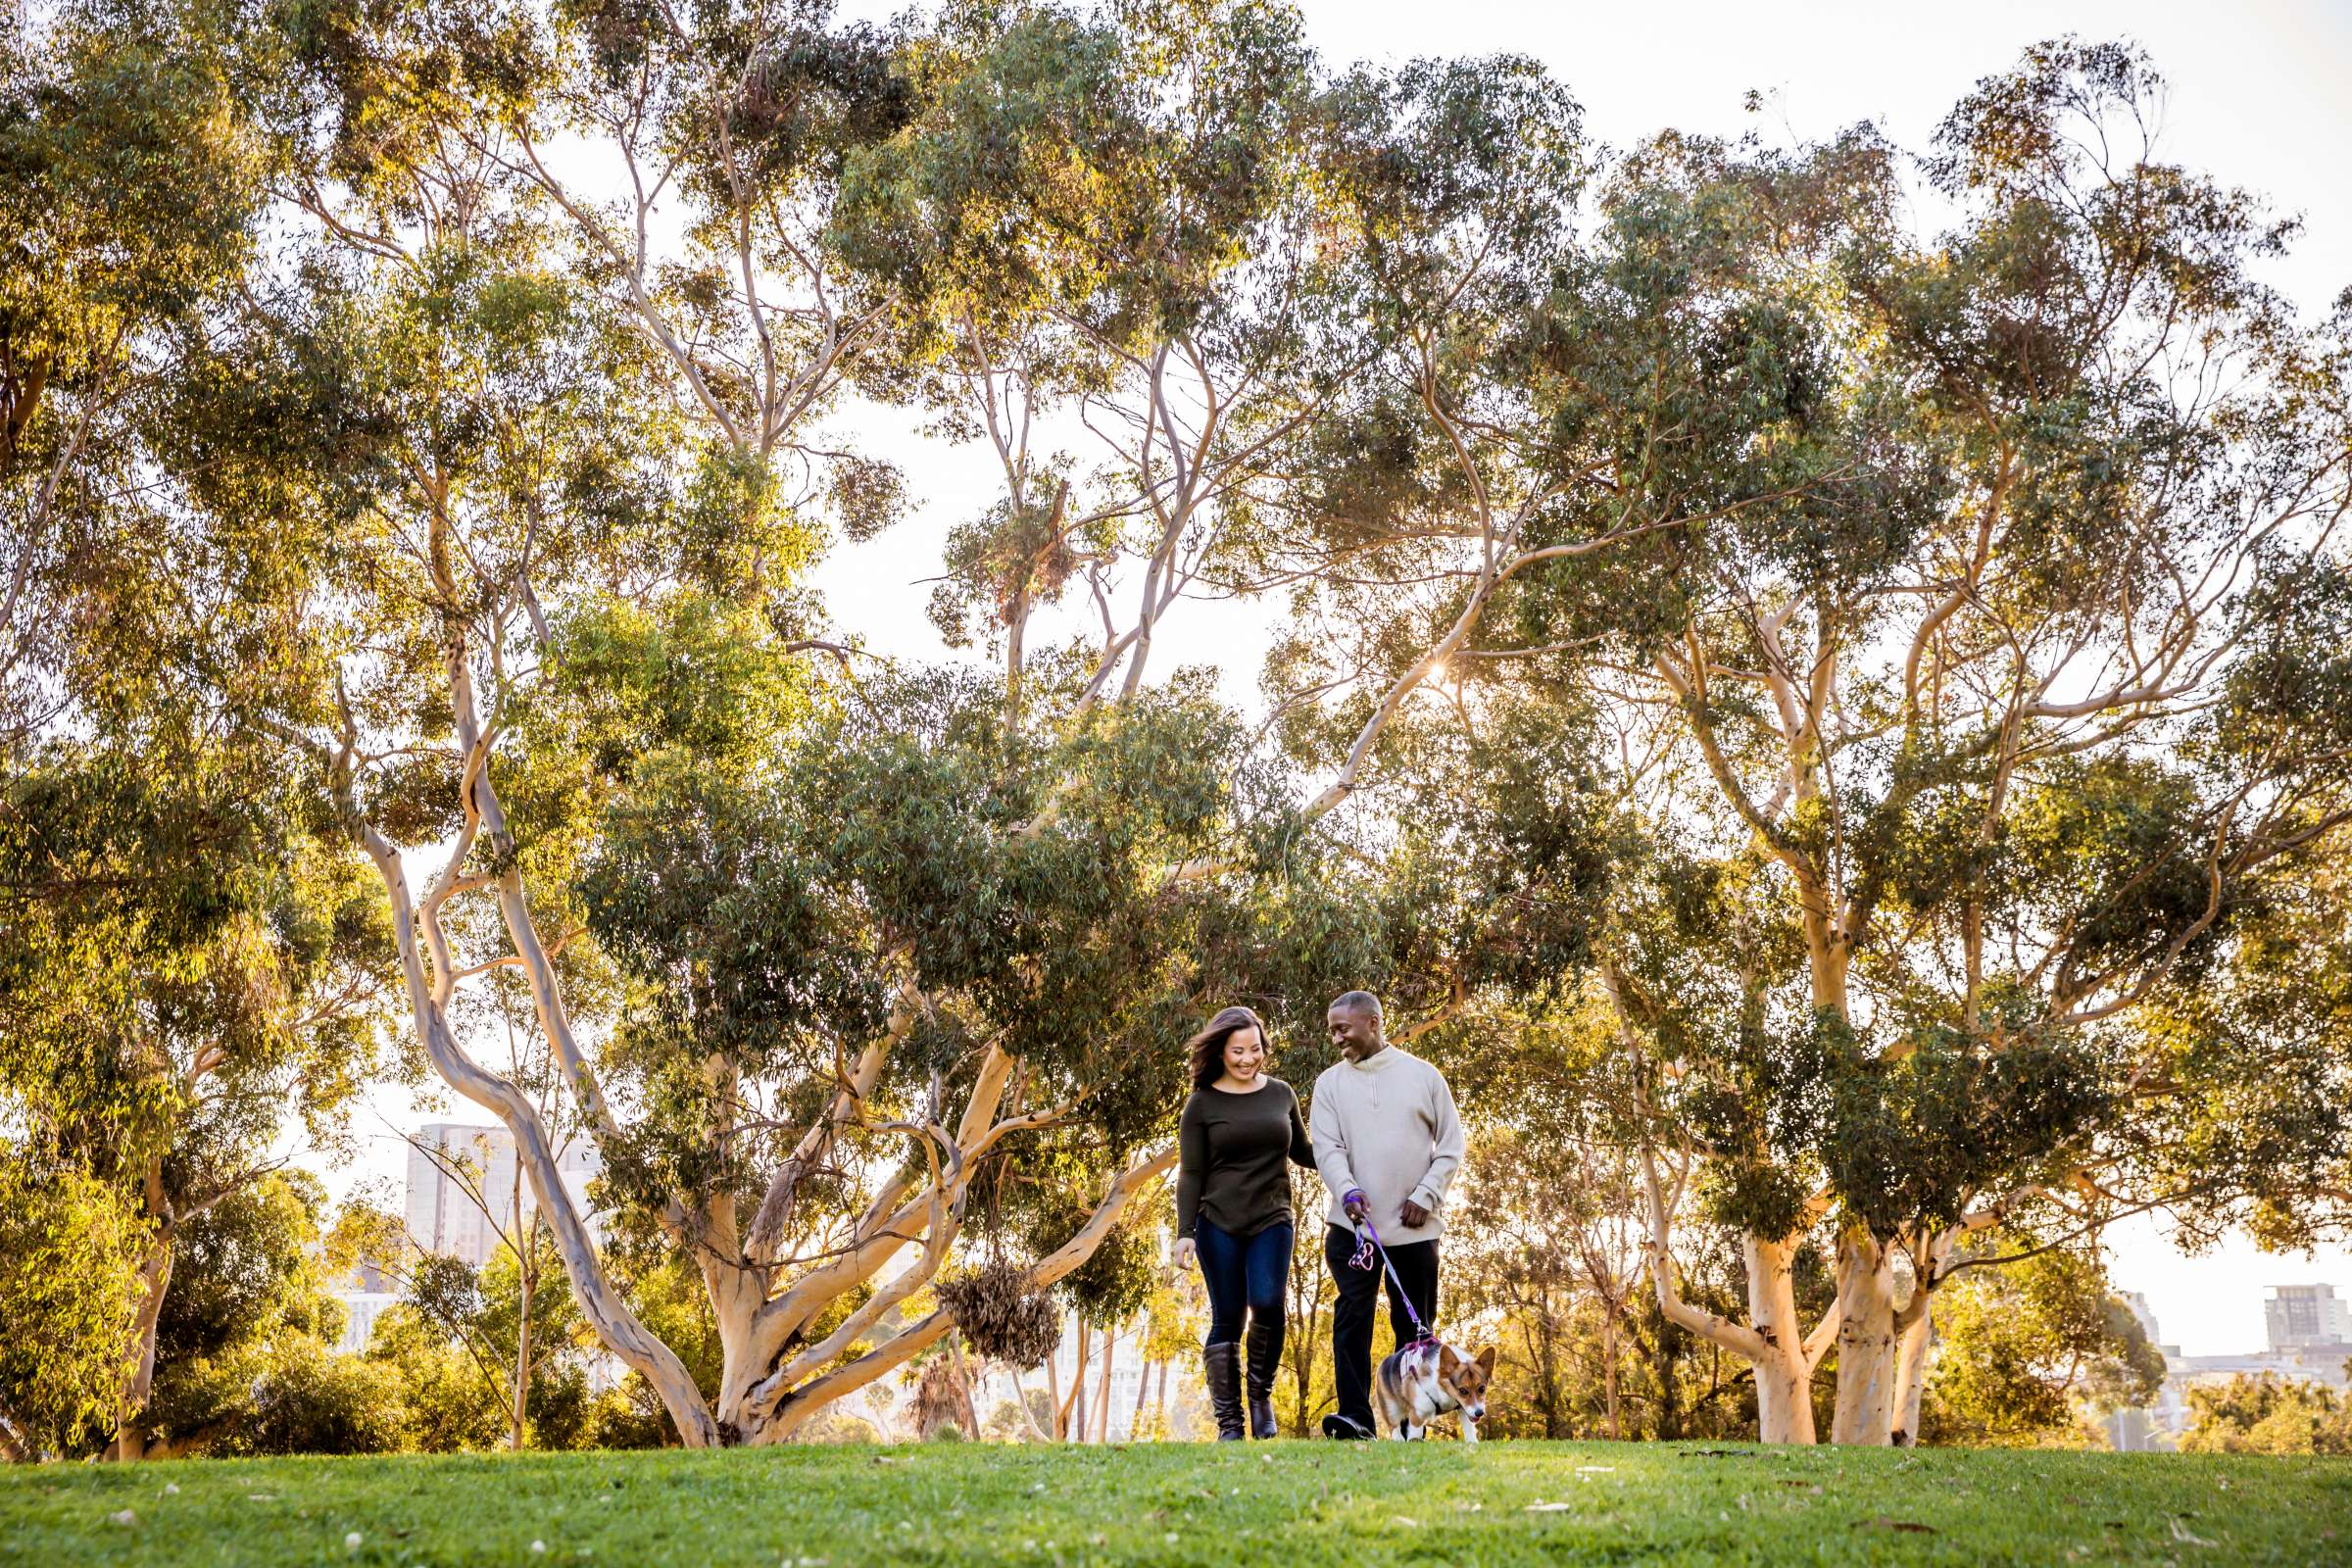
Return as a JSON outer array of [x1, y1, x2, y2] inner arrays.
[[3, 1439, 2346, 1567]]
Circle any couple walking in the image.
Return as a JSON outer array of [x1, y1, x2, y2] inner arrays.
[[1170, 991, 1464, 1441]]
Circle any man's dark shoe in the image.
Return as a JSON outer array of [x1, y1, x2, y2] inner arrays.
[[1320, 1413, 1373, 1441], [1244, 1317, 1283, 1439], [1204, 1342, 1246, 1442]]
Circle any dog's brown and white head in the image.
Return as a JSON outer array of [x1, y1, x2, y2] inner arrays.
[[1432, 1342, 1496, 1424]]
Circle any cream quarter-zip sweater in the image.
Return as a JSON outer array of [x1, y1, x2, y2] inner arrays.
[[1308, 1047, 1465, 1245]]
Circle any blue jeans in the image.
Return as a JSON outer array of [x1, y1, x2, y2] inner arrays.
[[1195, 1217, 1292, 1345]]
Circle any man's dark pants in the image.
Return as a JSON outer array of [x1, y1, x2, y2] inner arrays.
[[1324, 1222, 1439, 1436]]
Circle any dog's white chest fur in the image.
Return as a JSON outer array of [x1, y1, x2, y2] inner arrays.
[[1397, 1349, 1450, 1422]]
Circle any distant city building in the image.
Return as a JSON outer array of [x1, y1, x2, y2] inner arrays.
[[2106, 1293, 2186, 1452], [2105, 1282, 2352, 1451], [404, 1122, 603, 1265], [331, 1291, 402, 1355], [326, 1123, 612, 1362], [2264, 1284, 2352, 1352]]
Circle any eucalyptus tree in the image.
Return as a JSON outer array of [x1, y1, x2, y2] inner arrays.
[[225, 0, 1420, 1448], [0, 0, 269, 742], [1490, 48, 2349, 1446], [1280, 41, 2352, 1446], [1617, 43, 2352, 1446], [1252, 53, 1867, 1443], [570, 659, 1399, 1443], [0, 0, 400, 1463], [1258, 52, 1867, 848], [835, 0, 1339, 720], [466, 0, 921, 583]]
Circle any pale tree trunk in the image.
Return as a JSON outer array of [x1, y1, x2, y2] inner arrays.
[[1152, 1358, 1169, 1440], [1829, 1233, 1899, 1446], [947, 1334, 979, 1440], [1046, 1344, 1064, 1440], [1093, 1319, 1118, 1443], [1641, 1146, 1837, 1445], [109, 1232, 174, 1461], [1601, 1309, 1621, 1441], [1743, 1235, 1825, 1446], [326, 613, 722, 1446], [1890, 1295, 1933, 1446], [1010, 1368, 1053, 1443], [359, 810, 717, 1445], [1096, 1316, 1124, 1439], [750, 1145, 1173, 1443], [511, 1192, 530, 1451], [1069, 1321, 1091, 1443]]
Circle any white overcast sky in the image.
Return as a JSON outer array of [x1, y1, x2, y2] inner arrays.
[[316, 0, 2352, 1360]]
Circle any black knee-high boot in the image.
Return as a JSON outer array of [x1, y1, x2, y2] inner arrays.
[[1245, 1315, 1283, 1439], [1203, 1341, 1245, 1441]]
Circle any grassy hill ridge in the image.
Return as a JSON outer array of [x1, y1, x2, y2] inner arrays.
[[3, 1439, 2346, 1566]]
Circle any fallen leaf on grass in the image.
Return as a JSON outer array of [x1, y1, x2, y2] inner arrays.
[[1574, 1465, 1615, 1473], [1390, 1517, 1420, 1528], [1853, 1517, 1936, 1535], [108, 1510, 137, 1527], [2170, 1518, 2219, 1547], [1524, 1502, 1574, 1512]]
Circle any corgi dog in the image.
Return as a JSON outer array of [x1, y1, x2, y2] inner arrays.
[[1373, 1339, 1495, 1443]]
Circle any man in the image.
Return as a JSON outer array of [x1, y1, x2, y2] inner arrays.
[[1308, 990, 1465, 1440]]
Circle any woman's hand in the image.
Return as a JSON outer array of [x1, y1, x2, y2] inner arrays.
[[1172, 1238, 1198, 1271]]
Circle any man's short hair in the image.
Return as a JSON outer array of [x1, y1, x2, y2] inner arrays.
[[1330, 991, 1383, 1021]]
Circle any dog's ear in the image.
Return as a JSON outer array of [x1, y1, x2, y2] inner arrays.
[[1474, 1345, 1497, 1374]]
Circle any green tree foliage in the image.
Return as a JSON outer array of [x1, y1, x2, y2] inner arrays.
[[0, 738, 388, 1456], [2, 2, 396, 1459], [133, 1173, 403, 1459], [375, 1228, 602, 1451], [1919, 1243, 2164, 1447], [364, 1305, 513, 1453], [1, 0, 271, 733], [2179, 1373, 2352, 1456], [0, 1163, 149, 1459]]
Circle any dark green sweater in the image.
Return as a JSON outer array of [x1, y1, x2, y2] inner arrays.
[[1175, 1078, 1316, 1240]]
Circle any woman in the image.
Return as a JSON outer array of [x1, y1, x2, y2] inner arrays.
[[1170, 1004, 1316, 1440]]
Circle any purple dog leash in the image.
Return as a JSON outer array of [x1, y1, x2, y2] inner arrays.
[[1345, 1193, 1436, 1348]]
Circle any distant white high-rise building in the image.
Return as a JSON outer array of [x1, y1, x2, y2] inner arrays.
[[404, 1123, 604, 1265], [331, 1291, 403, 1355], [2265, 1284, 2352, 1351]]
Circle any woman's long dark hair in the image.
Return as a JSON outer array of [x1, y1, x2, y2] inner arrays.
[[1186, 1005, 1271, 1089]]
